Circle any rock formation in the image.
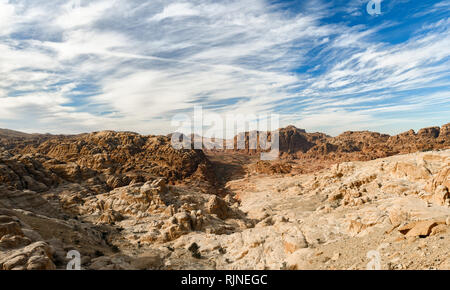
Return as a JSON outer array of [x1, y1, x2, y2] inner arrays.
[[222, 123, 450, 161], [0, 124, 449, 270]]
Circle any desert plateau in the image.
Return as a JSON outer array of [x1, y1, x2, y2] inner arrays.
[[0, 124, 449, 270]]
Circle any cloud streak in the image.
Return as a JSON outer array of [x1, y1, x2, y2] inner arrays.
[[0, 0, 448, 136]]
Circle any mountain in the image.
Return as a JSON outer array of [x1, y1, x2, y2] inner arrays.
[[0, 129, 59, 151], [223, 123, 450, 161]]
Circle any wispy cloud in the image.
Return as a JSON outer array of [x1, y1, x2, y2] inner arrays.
[[0, 0, 448, 136]]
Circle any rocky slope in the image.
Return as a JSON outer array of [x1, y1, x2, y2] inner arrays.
[[160, 149, 450, 270], [224, 123, 450, 160], [0, 130, 220, 269], [1, 131, 216, 192], [0, 129, 58, 152], [209, 123, 450, 176], [0, 126, 449, 270]]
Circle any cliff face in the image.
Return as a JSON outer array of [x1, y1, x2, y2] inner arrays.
[[28, 131, 215, 182], [0, 131, 217, 194], [0, 130, 237, 271], [225, 123, 450, 162], [0, 126, 449, 270], [3, 123, 447, 191]]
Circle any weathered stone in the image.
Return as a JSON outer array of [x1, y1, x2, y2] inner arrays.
[[285, 249, 314, 270], [205, 196, 229, 220], [400, 220, 439, 237], [283, 234, 308, 254], [431, 185, 449, 206], [0, 222, 23, 238]]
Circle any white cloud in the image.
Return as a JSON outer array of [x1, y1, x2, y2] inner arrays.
[[0, 0, 448, 136], [150, 2, 199, 21], [0, 0, 17, 36], [55, 0, 114, 29], [42, 29, 129, 60]]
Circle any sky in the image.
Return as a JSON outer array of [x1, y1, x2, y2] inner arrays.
[[0, 0, 449, 136]]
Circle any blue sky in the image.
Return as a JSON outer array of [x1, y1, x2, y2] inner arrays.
[[0, 0, 449, 136]]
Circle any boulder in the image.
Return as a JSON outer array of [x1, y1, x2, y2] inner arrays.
[[398, 220, 444, 237], [205, 196, 229, 220], [430, 185, 449, 206]]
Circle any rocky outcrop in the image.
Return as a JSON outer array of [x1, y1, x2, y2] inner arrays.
[[89, 252, 163, 270], [71, 179, 245, 245], [21, 131, 216, 186], [0, 210, 55, 270], [0, 129, 62, 152], [248, 161, 292, 175], [218, 123, 450, 162], [0, 151, 59, 192], [0, 126, 449, 271]]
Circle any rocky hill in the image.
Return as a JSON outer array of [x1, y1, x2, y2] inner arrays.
[[0, 129, 58, 152], [0, 125, 449, 270], [227, 123, 450, 160], [0, 129, 33, 139], [0, 131, 216, 193], [3, 149, 447, 270], [212, 149, 450, 270], [0, 130, 222, 270]]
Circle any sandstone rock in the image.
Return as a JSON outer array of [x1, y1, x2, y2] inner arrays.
[[90, 255, 132, 270], [429, 167, 450, 193], [331, 252, 341, 261], [440, 258, 450, 270], [283, 234, 308, 254], [0, 241, 56, 270], [205, 196, 229, 220], [22, 176, 48, 192], [393, 162, 431, 181], [151, 178, 167, 193], [173, 212, 193, 231], [440, 123, 450, 138], [0, 127, 449, 271], [0, 215, 15, 223], [0, 222, 23, 238], [3, 255, 28, 270], [27, 254, 55, 270], [23, 131, 217, 186], [97, 210, 124, 225], [130, 253, 163, 270], [399, 220, 439, 237], [0, 155, 57, 191], [0, 234, 31, 249], [418, 127, 440, 138], [430, 185, 449, 206], [90, 253, 162, 270], [430, 224, 447, 236], [285, 248, 314, 270], [348, 220, 370, 236], [222, 123, 449, 164], [249, 161, 292, 175], [388, 208, 409, 226]]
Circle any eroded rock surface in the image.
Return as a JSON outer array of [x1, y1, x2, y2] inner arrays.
[[0, 127, 449, 270], [162, 150, 449, 270]]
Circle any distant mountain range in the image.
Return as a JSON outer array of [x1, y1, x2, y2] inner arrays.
[[2, 123, 449, 162]]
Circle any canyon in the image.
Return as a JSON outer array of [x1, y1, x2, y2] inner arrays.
[[0, 124, 449, 270]]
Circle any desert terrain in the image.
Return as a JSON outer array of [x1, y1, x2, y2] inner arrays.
[[0, 124, 449, 270]]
